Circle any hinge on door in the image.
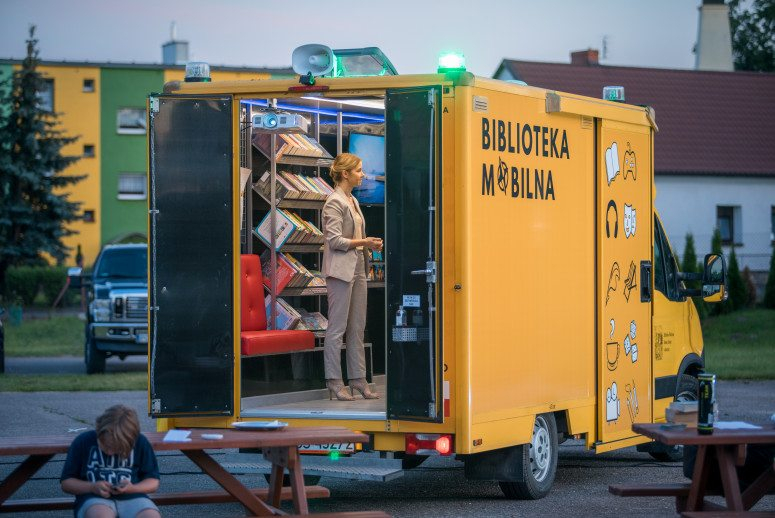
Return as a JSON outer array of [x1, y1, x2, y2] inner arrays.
[[150, 97, 160, 113], [427, 89, 436, 107]]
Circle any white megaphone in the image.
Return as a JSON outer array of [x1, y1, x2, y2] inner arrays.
[[292, 44, 335, 85]]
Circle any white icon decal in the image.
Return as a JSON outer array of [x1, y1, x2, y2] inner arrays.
[[623, 142, 637, 180], [609, 319, 615, 339], [606, 382, 620, 422], [623, 203, 637, 238], [605, 142, 620, 185], [623, 320, 638, 364], [629, 320, 637, 339], [625, 382, 639, 422]]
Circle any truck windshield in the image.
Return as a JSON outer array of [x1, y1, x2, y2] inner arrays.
[[95, 248, 147, 280]]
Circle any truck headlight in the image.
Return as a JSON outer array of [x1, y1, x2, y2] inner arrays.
[[91, 299, 111, 322]]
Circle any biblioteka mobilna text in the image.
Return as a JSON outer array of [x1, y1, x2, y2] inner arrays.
[[481, 117, 570, 201]]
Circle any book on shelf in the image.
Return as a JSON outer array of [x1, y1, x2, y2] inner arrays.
[[260, 250, 315, 290], [296, 308, 328, 331], [252, 131, 332, 162], [264, 295, 301, 330], [256, 209, 324, 248], [255, 209, 297, 250], [256, 170, 331, 203]]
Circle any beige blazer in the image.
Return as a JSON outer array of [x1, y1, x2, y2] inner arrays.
[[322, 188, 370, 282]]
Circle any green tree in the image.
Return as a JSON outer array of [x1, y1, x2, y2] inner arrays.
[[728, 0, 775, 72], [682, 233, 707, 318], [764, 246, 775, 309], [725, 247, 748, 312], [710, 228, 726, 315], [0, 26, 83, 295]]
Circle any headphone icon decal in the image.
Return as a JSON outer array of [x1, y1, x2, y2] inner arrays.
[[606, 200, 618, 238]]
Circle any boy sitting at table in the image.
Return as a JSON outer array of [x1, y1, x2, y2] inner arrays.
[[61, 405, 160, 518]]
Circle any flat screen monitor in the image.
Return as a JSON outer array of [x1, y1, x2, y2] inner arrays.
[[349, 133, 385, 204]]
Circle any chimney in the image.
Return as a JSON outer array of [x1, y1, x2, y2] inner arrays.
[[162, 22, 189, 65], [570, 49, 599, 66], [695, 0, 734, 71]]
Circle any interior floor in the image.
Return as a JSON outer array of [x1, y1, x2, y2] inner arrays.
[[241, 375, 386, 420]]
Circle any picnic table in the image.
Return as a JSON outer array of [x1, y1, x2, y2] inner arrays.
[[610, 422, 775, 515], [0, 426, 369, 516]]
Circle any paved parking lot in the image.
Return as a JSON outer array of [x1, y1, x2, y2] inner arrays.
[[1, 381, 773, 517]]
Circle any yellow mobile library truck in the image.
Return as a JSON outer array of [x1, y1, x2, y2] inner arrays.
[[147, 48, 726, 499]]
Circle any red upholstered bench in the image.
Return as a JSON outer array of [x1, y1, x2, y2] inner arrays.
[[241, 254, 315, 355]]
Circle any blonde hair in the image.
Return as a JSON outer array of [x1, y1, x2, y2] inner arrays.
[[329, 153, 361, 185], [96, 405, 140, 459]]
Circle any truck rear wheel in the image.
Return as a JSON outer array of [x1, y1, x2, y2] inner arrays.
[[499, 413, 558, 500], [648, 374, 698, 462], [85, 333, 106, 374]]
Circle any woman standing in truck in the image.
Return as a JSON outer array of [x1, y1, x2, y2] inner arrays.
[[322, 153, 383, 401]]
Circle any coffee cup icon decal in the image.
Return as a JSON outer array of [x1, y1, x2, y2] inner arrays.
[[606, 341, 620, 371]]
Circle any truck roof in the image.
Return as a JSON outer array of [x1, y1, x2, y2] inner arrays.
[[161, 71, 656, 131]]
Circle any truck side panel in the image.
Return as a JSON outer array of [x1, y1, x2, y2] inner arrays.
[[460, 86, 596, 453]]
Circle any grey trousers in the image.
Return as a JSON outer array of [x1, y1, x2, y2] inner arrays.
[[324, 253, 367, 380]]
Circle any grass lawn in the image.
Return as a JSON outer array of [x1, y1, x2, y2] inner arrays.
[[4, 316, 82, 356], [702, 308, 775, 380], [0, 373, 147, 392]]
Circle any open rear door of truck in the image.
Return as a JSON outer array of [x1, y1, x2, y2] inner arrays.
[[596, 119, 653, 449], [385, 86, 443, 423], [148, 95, 235, 417]]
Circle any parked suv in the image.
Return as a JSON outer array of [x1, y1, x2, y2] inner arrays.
[[69, 244, 148, 374]]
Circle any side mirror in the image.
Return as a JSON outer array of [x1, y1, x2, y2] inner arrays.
[[67, 267, 83, 290], [701, 254, 727, 303]]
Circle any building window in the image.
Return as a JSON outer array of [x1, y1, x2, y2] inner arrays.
[[117, 107, 147, 135], [83, 144, 95, 158], [118, 173, 147, 200], [717, 205, 741, 246], [37, 78, 54, 112], [83, 210, 95, 223], [83, 79, 95, 93]]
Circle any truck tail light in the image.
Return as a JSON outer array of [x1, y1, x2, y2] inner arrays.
[[405, 434, 454, 456]]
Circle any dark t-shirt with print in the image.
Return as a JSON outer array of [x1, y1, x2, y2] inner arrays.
[[60, 430, 159, 515]]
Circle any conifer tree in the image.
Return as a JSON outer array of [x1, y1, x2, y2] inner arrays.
[[764, 246, 775, 309], [710, 228, 725, 316], [725, 247, 747, 312], [0, 26, 83, 294], [681, 233, 707, 318]]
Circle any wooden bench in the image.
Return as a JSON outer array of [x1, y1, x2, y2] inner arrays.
[[284, 513, 391, 518], [0, 486, 330, 513], [609, 483, 726, 513]]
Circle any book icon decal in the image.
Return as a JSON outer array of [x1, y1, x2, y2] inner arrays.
[[605, 142, 620, 185], [606, 262, 620, 305], [623, 261, 637, 302], [623, 203, 637, 238], [623, 142, 637, 180]]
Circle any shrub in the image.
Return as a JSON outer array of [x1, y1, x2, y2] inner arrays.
[[39, 267, 69, 306], [4, 266, 40, 306], [741, 267, 757, 308], [725, 247, 747, 312], [682, 233, 707, 319]]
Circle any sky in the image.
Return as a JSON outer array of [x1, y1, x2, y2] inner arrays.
[[0, 0, 703, 76]]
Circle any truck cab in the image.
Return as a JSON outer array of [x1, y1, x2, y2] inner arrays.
[[69, 243, 148, 374]]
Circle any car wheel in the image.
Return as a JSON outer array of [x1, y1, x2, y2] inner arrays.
[[85, 332, 106, 374], [649, 374, 698, 462], [499, 413, 558, 500]]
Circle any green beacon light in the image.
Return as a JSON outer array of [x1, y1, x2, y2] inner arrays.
[[328, 450, 341, 461], [438, 52, 466, 73]]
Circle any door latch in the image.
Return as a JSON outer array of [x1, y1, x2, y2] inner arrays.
[[411, 261, 437, 283]]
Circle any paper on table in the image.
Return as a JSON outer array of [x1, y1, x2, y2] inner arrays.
[[714, 421, 762, 430], [163, 430, 192, 442]]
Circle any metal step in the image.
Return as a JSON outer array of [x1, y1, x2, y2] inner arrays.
[[223, 452, 404, 482]]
